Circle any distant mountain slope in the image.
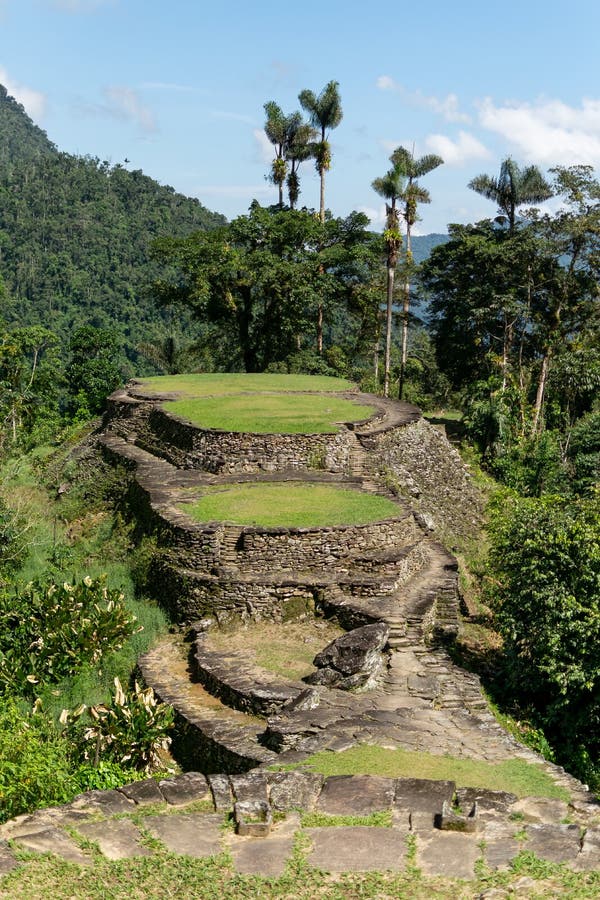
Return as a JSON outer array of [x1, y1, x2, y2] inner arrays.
[[411, 233, 449, 264], [0, 85, 226, 367], [0, 86, 55, 163]]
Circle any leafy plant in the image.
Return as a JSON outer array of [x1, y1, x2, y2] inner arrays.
[[0, 574, 139, 695], [0, 699, 79, 822], [61, 677, 174, 773]]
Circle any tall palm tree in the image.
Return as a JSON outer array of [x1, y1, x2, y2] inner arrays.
[[372, 166, 405, 397], [391, 146, 443, 399], [298, 81, 343, 223], [263, 101, 290, 207], [468, 158, 552, 231]]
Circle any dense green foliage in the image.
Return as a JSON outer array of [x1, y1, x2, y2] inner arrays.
[[0, 88, 225, 367], [0, 575, 138, 697], [486, 491, 600, 785], [151, 201, 381, 374]]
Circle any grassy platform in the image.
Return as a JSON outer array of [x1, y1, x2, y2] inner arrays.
[[135, 373, 355, 397], [133, 374, 373, 433], [181, 482, 400, 527]]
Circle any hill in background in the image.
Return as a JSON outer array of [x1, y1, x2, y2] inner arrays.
[[0, 86, 226, 369]]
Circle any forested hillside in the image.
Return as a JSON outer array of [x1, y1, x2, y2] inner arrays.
[[0, 87, 226, 364]]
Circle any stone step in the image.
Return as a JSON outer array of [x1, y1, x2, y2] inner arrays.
[[138, 636, 277, 771]]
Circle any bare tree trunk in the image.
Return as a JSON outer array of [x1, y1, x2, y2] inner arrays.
[[317, 302, 323, 355], [319, 170, 326, 224], [383, 265, 395, 398], [532, 349, 551, 436], [399, 227, 411, 400]]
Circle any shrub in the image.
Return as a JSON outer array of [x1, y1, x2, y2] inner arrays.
[[0, 575, 139, 696], [486, 490, 600, 779], [61, 677, 174, 773], [0, 699, 79, 822]]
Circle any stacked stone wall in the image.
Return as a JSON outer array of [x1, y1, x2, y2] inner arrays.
[[142, 408, 354, 474]]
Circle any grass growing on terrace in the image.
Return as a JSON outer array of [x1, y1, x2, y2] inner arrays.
[[164, 392, 374, 433], [181, 482, 400, 527], [134, 372, 355, 397], [284, 745, 570, 800]]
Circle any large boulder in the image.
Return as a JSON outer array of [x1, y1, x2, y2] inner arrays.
[[305, 623, 389, 690]]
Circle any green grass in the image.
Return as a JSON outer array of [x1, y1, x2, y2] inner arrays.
[[164, 392, 374, 434], [281, 745, 571, 800], [180, 482, 401, 527], [134, 372, 355, 397]]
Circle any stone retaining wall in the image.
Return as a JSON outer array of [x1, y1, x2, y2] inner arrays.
[[150, 559, 318, 625], [141, 408, 356, 475]]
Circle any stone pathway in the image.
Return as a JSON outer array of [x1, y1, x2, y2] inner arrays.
[[1, 772, 599, 882]]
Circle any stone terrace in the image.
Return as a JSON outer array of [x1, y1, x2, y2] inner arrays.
[[98, 380, 588, 813]]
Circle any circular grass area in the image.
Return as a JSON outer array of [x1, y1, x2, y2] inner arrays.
[[164, 392, 374, 434], [180, 482, 401, 527], [134, 373, 355, 397]]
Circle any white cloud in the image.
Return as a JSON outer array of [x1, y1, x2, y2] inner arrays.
[[253, 128, 273, 164], [103, 86, 156, 133], [478, 96, 600, 166], [357, 204, 386, 229], [425, 130, 491, 165], [376, 76, 470, 124], [0, 66, 46, 119]]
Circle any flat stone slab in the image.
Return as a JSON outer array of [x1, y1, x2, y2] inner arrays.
[[316, 775, 395, 816], [524, 824, 582, 864], [76, 819, 151, 860], [484, 837, 522, 870], [306, 826, 406, 873], [159, 772, 211, 806], [512, 797, 570, 823], [143, 813, 223, 857], [230, 834, 295, 876], [14, 826, 91, 866], [416, 831, 480, 879]]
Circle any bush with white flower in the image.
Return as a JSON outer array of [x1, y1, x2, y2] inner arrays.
[[0, 574, 139, 695]]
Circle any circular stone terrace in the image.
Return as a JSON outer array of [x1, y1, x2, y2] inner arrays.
[[95, 373, 598, 861]]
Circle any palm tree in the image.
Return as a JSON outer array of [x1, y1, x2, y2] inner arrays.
[[285, 117, 317, 209], [372, 166, 405, 397], [468, 158, 552, 231], [298, 81, 343, 223], [391, 147, 443, 399], [263, 101, 290, 207]]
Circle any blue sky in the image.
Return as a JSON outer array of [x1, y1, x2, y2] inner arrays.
[[2, 0, 600, 233]]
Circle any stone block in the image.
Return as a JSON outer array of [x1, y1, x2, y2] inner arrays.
[[317, 775, 395, 816], [234, 801, 272, 837], [158, 772, 211, 806], [119, 778, 165, 806], [268, 771, 324, 812]]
